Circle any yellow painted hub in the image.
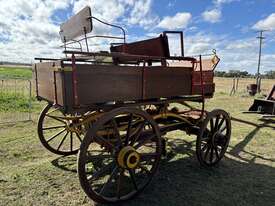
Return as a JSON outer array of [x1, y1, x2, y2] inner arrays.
[[117, 146, 140, 169]]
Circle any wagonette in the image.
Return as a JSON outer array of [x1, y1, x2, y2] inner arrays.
[[33, 6, 231, 204]]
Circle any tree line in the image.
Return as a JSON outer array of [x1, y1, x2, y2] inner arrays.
[[215, 70, 275, 79]]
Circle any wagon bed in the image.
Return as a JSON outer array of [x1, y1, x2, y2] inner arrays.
[[34, 52, 216, 113]]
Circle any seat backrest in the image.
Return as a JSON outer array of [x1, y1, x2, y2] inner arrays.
[[110, 34, 170, 59], [60, 6, 92, 43]]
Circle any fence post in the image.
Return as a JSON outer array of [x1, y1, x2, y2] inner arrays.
[[28, 80, 32, 121], [236, 77, 239, 92], [230, 78, 236, 96]]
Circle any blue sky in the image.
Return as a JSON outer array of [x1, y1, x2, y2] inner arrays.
[[0, 0, 275, 74]]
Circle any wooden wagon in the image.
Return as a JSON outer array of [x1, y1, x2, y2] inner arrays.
[[33, 6, 231, 204]]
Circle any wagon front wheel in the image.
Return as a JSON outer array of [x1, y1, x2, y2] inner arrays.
[[38, 104, 84, 155], [78, 107, 162, 204], [196, 109, 231, 167]]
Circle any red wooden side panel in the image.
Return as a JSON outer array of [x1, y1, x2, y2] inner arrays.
[[34, 61, 65, 106], [75, 65, 142, 104], [144, 67, 192, 99], [192, 71, 215, 97]]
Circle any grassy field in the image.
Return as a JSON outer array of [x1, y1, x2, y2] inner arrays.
[[0, 67, 32, 79], [0, 67, 274, 206]]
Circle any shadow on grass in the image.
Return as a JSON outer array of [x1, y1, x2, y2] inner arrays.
[[230, 117, 275, 163], [51, 155, 77, 173], [51, 134, 275, 206]]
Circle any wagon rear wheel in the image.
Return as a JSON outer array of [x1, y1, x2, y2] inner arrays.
[[78, 107, 162, 204], [38, 104, 84, 155], [196, 109, 231, 167]]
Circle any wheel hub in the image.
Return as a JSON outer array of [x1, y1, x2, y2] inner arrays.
[[66, 122, 78, 132], [66, 119, 82, 133], [117, 146, 140, 169]]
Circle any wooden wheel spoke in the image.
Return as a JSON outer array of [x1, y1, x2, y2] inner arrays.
[[42, 125, 65, 130], [202, 130, 210, 141], [217, 117, 225, 131], [209, 147, 214, 163], [125, 113, 133, 145], [204, 145, 211, 160], [130, 121, 146, 146], [128, 169, 138, 191], [76, 133, 83, 143], [87, 154, 113, 161], [220, 125, 227, 133], [201, 142, 209, 151], [140, 153, 159, 162], [45, 114, 66, 124], [214, 115, 220, 132], [116, 169, 123, 199], [46, 108, 60, 115], [46, 128, 66, 143], [134, 133, 156, 149], [99, 166, 118, 195], [94, 135, 115, 150], [210, 119, 214, 132], [57, 131, 69, 151], [70, 133, 73, 152], [214, 146, 220, 159], [88, 161, 115, 181], [111, 119, 122, 145]]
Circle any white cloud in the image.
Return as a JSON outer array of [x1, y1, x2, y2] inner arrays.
[[0, 0, 72, 62], [73, 0, 125, 22], [127, 0, 158, 28], [202, 0, 238, 24], [225, 38, 257, 50], [181, 32, 275, 74], [253, 13, 275, 31], [0, 0, 158, 62], [73, 0, 157, 29], [202, 9, 221, 23], [158, 13, 192, 30], [0, 0, 274, 74], [214, 0, 238, 6]]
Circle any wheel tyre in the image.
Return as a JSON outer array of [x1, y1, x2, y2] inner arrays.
[[196, 109, 231, 167], [38, 104, 79, 156], [78, 107, 162, 204]]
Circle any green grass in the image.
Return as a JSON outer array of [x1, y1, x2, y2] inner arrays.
[[0, 67, 32, 79], [0, 80, 274, 206], [0, 93, 33, 112]]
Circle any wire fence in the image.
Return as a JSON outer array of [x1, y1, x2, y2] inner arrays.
[[0, 79, 32, 124], [215, 77, 274, 96]]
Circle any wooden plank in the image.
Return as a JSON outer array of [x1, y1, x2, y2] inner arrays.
[[144, 67, 192, 99], [192, 71, 214, 84], [75, 65, 142, 104], [35, 61, 65, 105], [192, 84, 215, 97], [60, 6, 92, 43], [55, 72, 64, 106]]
